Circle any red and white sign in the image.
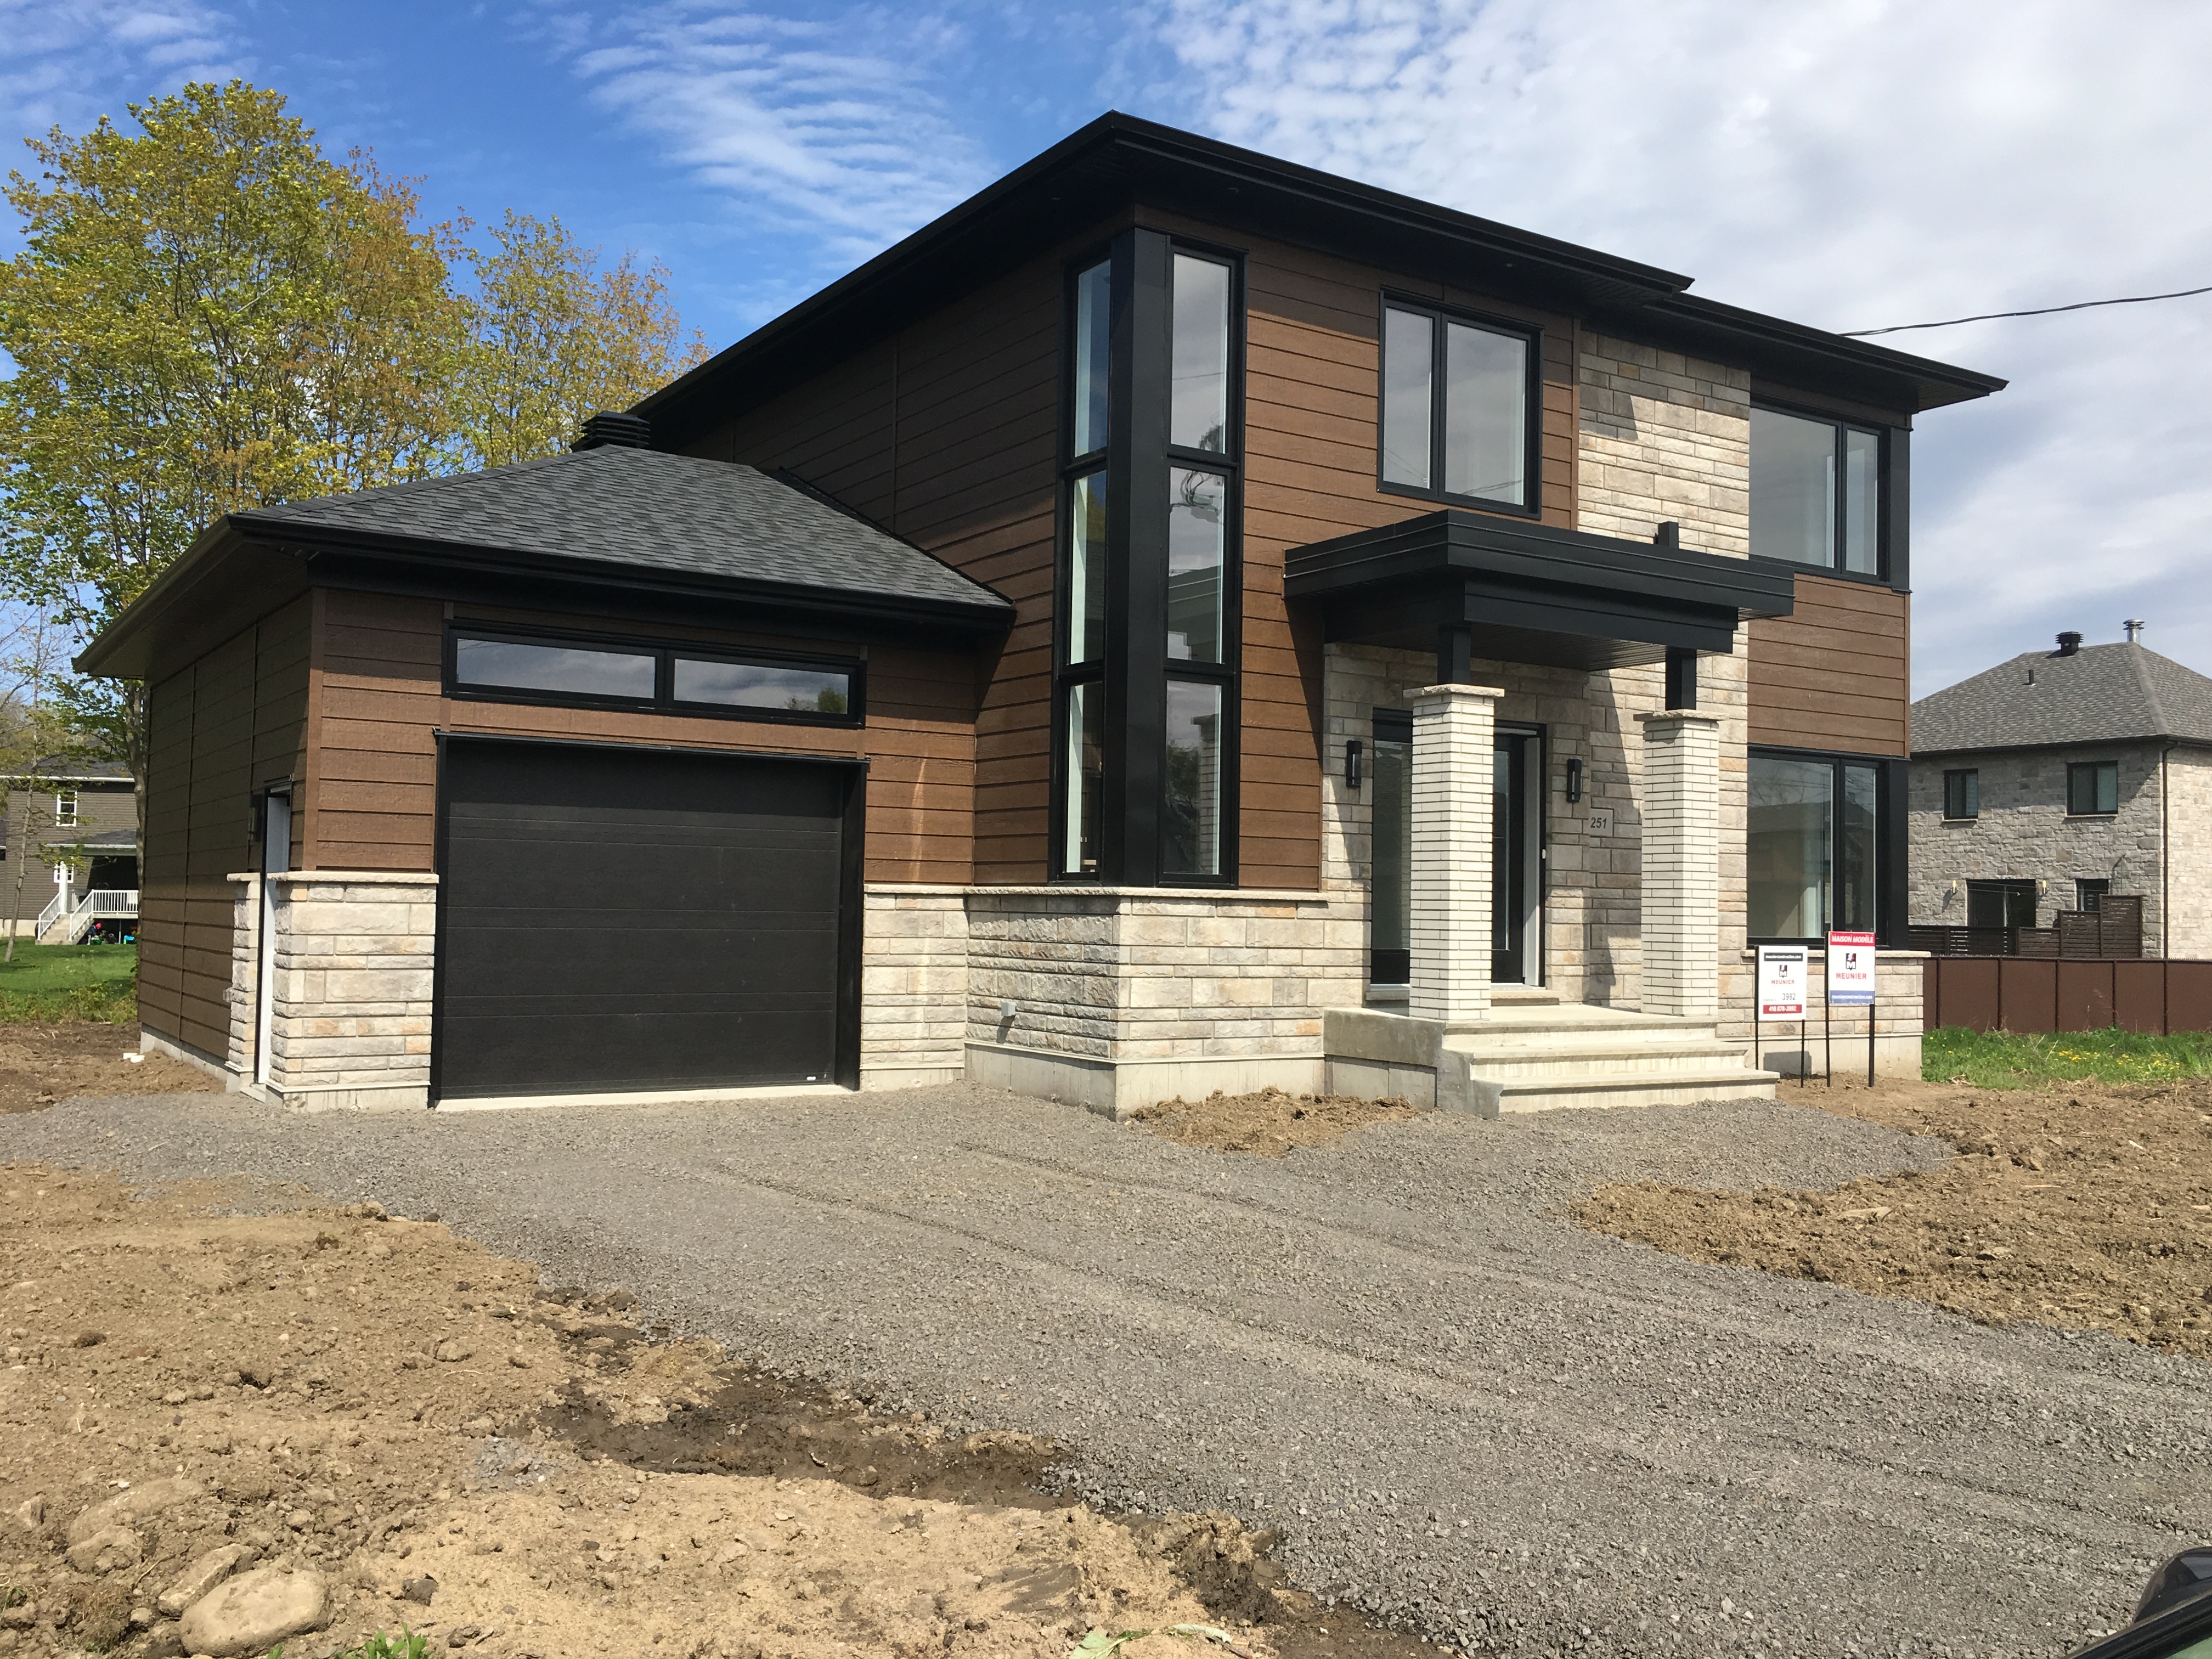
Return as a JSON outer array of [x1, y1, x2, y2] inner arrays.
[[1756, 945, 1808, 1019], [1826, 930, 1877, 1006]]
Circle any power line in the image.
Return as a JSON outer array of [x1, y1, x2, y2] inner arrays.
[[1840, 284, 2212, 336]]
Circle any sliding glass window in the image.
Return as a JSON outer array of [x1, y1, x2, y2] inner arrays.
[[1748, 751, 1882, 941], [1750, 404, 1883, 575], [1378, 298, 1535, 512]]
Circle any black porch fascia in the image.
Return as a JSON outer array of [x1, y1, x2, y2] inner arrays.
[[1283, 510, 1796, 674]]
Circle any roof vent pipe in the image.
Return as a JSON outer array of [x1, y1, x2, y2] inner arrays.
[[2055, 630, 2083, 656], [573, 410, 652, 452], [2125, 619, 2146, 643]]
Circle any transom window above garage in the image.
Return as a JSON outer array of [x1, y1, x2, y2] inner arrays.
[[448, 627, 861, 724]]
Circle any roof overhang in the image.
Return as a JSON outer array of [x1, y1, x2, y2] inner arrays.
[[1284, 511, 1796, 671], [638, 112, 2004, 449], [78, 518, 1014, 682]]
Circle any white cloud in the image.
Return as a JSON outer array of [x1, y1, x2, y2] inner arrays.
[[543, 2, 997, 268], [0, 1, 251, 153], [1130, 0, 2212, 693]]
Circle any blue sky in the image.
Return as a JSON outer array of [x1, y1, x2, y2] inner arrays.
[[7, 0, 2210, 696]]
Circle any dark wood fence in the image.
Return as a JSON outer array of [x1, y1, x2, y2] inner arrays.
[[1922, 956, 2212, 1034], [1908, 896, 2144, 960]]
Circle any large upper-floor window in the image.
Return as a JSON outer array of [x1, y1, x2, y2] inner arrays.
[[1748, 750, 1881, 941], [1378, 299, 1534, 512], [1751, 404, 1882, 575]]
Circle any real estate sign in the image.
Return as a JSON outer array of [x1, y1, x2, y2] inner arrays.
[[1826, 930, 1877, 1006], [1756, 945, 1808, 1020]]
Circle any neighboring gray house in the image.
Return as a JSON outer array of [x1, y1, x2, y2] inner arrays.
[[1909, 630, 2212, 956], [1, 759, 139, 939]]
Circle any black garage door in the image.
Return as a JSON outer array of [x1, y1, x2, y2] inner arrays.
[[436, 740, 856, 1099]]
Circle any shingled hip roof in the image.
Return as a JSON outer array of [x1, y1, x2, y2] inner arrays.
[[233, 447, 1010, 619], [1911, 641, 2212, 754]]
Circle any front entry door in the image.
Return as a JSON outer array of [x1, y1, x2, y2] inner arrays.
[[1492, 735, 1529, 984]]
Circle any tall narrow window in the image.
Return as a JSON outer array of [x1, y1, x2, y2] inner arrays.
[[1066, 470, 1108, 664], [1379, 300, 1533, 510], [1380, 307, 1434, 488], [1162, 680, 1223, 877], [1751, 405, 1885, 575], [1063, 682, 1104, 876], [1369, 713, 1413, 984], [1170, 254, 1230, 453], [1167, 469, 1224, 664], [1072, 260, 1111, 458]]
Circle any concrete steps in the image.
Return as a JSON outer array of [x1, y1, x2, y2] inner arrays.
[[1443, 997, 1778, 1112]]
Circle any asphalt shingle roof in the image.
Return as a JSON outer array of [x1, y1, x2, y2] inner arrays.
[[1911, 641, 2212, 754], [235, 447, 1010, 617]]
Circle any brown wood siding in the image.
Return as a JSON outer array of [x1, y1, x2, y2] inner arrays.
[[306, 590, 978, 883], [138, 597, 309, 1060], [685, 251, 1069, 884], [1746, 574, 1910, 756], [1213, 221, 1578, 888]]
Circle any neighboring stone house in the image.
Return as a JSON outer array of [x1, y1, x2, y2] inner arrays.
[[82, 113, 2001, 1110], [1, 760, 138, 936], [1909, 631, 2212, 955]]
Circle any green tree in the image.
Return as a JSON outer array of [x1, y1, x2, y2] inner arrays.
[[456, 210, 710, 469], [0, 81, 466, 812]]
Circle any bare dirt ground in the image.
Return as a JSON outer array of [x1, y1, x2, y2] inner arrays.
[[0, 1025, 215, 1116], [1128, 1090, 1425, 1158], [0, 1155, 1435, 1659], [1578, 1074, 2212, 1358]]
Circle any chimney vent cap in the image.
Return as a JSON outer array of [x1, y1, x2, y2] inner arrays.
[[573, 410, 651, 452], [2055, 630, 2084, 656]]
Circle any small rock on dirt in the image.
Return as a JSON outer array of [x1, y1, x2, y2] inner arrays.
[[5, 1493, 43, 1533], [434, 1339, 472, 1363], [66, 1523, 144, 1573], [159, 1544, 251, 1616], [177, 1567, 328, 1658], [67, 1474, 201, 1544], [400, 1574, 438, 1606]]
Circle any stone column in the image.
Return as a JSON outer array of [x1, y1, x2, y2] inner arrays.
[[1408, 684, 1503, 1023], [1637, 710, 1722, 1019]]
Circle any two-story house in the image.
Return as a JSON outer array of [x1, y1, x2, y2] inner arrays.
[[2, 759, 139, 941], [1909, 629, 2212, 955], [82, 114, 2001, 1111]]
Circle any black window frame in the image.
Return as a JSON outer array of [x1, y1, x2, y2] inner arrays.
[[1048, 230, 1246, 888], [2066, 759, 2120, 817], [1746, 745, 1906, 947], [444, 623, 865, 727], [1942, 768, 1979, 821], [2076, 877, 2111, 912], [1748, 397, 1889, 580], [1966, 878, 2039, 930], [1374, 292, 1542, 519]]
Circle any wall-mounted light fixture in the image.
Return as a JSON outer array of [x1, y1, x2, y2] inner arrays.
[[1346, 738, 1364, 791], [1565, 757, 1583, 803]]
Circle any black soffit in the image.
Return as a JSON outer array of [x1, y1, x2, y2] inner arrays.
[[636, 113, 2004, 448], [1284, 511, 1797, 673]]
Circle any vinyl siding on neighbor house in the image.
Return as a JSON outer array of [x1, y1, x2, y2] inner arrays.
[[139, 594, 310, 1061], [303, 588, 979, 884]]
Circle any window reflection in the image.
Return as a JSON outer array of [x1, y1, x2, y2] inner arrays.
[[1748, 755, 1880, 938], [1066, 470, 1108, 664], [454, 637, 657, 699], [1167, 469, 1224, 663], [673, 659, 848, 715], [1170, 255, 1230, 453], [1064, 684, 1104, 876], [1073, 261, 1111, 457], [1163, 680, 1224, 876], [1443, 321, 1527, 503], [1381, 307, 1434, 487]]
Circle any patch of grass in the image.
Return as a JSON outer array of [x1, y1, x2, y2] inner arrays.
[[280, 1633, 430, 1659], [1922, 1024, 2212, 1088], [0, 943, 136, 1023]]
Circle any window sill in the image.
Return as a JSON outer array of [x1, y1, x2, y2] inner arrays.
[[1939, 816, 1978, 825]]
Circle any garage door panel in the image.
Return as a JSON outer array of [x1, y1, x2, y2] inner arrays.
[[437, 742, 853, 1098]]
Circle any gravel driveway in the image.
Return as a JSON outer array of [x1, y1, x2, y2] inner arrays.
[[8, 1084, 2209, 1658]]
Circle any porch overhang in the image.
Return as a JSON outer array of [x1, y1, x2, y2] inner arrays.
[[1283, 510, 1796, 671]]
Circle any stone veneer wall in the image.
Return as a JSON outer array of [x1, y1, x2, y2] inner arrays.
[[258, 872, 437, 1110], [859, 883, 1364, 1111], [1908, 743, 2170, 949], [2166, 747, 2212, 958]]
